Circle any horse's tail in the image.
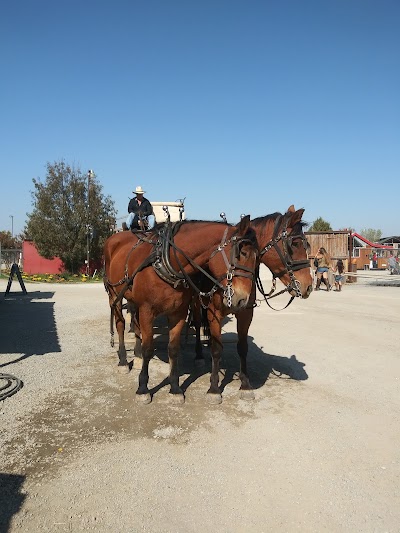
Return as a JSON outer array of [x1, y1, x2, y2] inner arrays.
[[200, 307, 210, 340], [188, 298, 210, 342], [103, 278, 115, 348]]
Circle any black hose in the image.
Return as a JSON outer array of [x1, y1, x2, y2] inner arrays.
[[0, 373, 23, 401]]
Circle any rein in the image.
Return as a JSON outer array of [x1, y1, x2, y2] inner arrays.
[[257, 214, 310, 311]]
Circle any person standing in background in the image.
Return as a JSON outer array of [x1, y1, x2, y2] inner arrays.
[[314, 247, 332, 291], [333, 259, 345, 291]]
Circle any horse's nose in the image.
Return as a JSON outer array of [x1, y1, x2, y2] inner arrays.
[[303, 284, 313, 299], [236, 297, 247, 308], [225, 293, 249, 310]]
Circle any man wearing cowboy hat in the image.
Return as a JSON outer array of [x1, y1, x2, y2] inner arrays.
[[124, 185, 154, 231]]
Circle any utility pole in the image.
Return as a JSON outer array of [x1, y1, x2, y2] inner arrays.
[[86, 170, 94, 275], [10, 215, 14, 238]]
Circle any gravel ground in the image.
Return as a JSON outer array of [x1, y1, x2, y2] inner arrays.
[[1, 269, 399, 532]]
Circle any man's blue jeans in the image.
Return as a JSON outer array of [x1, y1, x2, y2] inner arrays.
[[126, 213, 155, 229]]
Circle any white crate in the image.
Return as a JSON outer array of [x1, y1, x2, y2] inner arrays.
[[151, 201, 185, 223]]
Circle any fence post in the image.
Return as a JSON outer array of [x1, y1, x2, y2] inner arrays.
[[347, 260, 357, 283]]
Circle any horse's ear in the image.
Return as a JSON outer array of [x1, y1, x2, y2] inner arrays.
[[287, 205, 295, 213], [287, 208, 305, 228], [236, 214, 250, 233]]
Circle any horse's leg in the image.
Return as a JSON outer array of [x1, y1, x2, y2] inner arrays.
[[166, 313, 187, 404], [131, 306, 142, 359], [206, 306, 223, 404], [126, 301, 142, 356], [236, 307, 255, 400], [127, 300, 135, 333], [194, 322, 204, 365], [135, 306, 155, 404], [113, 298, 129, 374], [192, 299, 205, 366]]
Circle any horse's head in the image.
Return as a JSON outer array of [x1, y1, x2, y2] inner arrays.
[[253, 206, 313, 299], [208, 215, 259, 311]]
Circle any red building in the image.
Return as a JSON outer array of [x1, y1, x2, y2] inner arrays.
[[22, 241, 64, 274]]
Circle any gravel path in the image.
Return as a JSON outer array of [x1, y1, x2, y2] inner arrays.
[[1, 271, 399, 532]]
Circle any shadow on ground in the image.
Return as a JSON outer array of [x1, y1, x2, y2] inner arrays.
[[0, 473, 26, 532], [147, 312, 308, 398], [0, 291, 60, 366]]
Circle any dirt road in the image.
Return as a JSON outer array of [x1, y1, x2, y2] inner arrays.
[[1, 271, 399, 532]]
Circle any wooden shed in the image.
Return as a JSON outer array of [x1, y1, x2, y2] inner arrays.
[[305, 231, 353, 280], [305, 231, 351, 260]]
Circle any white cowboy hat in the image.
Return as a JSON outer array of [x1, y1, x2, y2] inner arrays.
[[133, 185, 146, 195]]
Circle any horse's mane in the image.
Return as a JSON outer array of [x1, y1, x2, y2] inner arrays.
[[251, 211, 308, 231], [181, 219, 226, 224], [152, 219, 225, 231], [251, 212, 282, 227]]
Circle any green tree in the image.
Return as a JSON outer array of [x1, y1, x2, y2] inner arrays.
[[360, 228, 382, 243], [25, 160, 116, 273], [308, 217, 332, 231], [0, 231, 21, 249]]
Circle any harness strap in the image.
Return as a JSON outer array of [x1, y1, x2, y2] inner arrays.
[[112, 253, 156, 308], [166, 237, 225, 293], [104, 252, 156, 343]]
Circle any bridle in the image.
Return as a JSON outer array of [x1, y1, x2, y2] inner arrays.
[[256, 213, 310, 310]]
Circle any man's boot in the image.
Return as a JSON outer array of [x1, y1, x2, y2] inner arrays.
[[323, 278, 331, 291], [315, 279, 321, 291], [122, 222, 128, 231]]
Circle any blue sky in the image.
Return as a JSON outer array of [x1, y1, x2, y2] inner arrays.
[[1, 0, 399, 237]]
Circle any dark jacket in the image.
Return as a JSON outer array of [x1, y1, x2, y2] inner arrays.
[[127, 196, 153, 229]]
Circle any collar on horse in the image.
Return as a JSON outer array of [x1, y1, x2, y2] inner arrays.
[[256, 213, 310, 310]]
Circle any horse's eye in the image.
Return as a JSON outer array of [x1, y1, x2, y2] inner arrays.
[[239, 245, 247, 257]]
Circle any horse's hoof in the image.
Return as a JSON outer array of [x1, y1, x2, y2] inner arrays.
[[170, 394, 185, 405], [240, 389, 255, 400], [117, 365, 130, 374], [206, 393, 222, 405], [136, 393, 151, 404]]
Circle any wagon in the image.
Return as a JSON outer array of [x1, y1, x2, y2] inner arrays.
[[151, 200, 185, 224]]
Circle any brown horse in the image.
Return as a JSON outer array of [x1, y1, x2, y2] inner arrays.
[[103, 217, 259, 404], [191, 206, 313, 400]]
